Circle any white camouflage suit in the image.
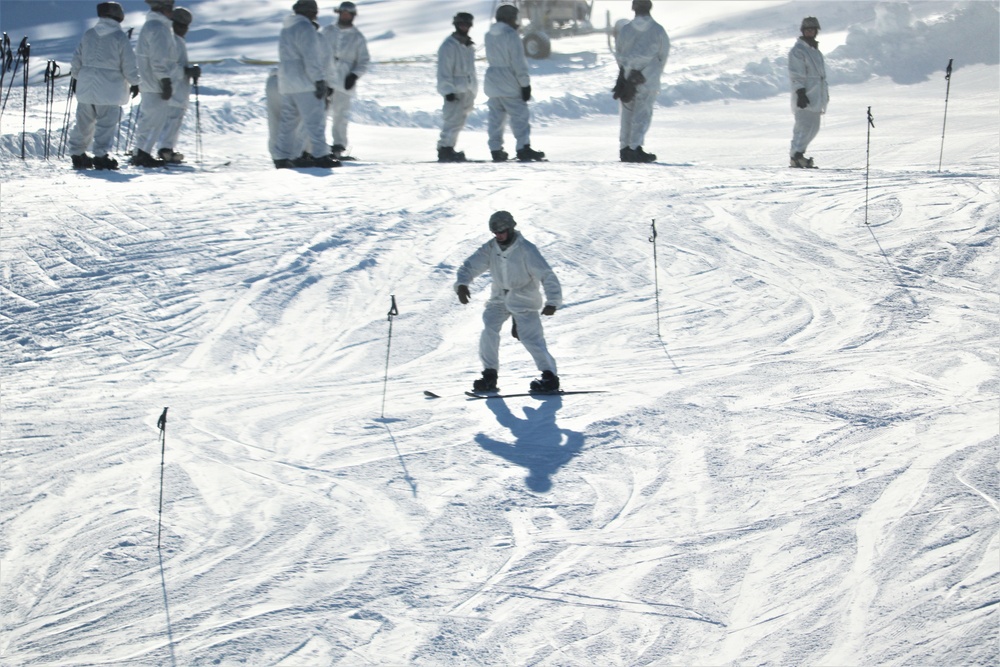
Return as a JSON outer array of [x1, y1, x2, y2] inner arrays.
[[436, 31, 477, 150], [455, 232, 562, 375], [68, 16, 139, 157], [134, 10, 178, 155], [158, 33, 191, 152], [788, 37, 828, 157], [322, 22, 369, 149], [484, 21, 531, 152], [615, 14, 669, 150], [276, 13, 329, 160]]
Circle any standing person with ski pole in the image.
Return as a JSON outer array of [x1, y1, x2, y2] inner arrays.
[[455, 211, 562, 394], [154, 6, 199, 164], [132, 0, 178, 167], [67, 2, 139, 170], [614, 0, 669, 163], [788, 16, 828, 168], [435, 11, 477, 163], [322, 1, 369, 161]]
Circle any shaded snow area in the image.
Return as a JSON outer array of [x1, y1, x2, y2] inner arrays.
[[2, 1, 998, 665]]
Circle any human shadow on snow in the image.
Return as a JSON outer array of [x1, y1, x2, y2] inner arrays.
[[475, 395, 584, 493]]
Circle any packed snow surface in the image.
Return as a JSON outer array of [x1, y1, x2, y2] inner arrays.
[[1, 1, 998, 665]]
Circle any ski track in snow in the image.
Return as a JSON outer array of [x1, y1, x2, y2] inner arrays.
[[2, 2, 999, 665]]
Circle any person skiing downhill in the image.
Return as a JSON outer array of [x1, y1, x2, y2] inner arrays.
[[322, 1, 370, 159], [155, 6, 200, 164], [436, 11, 477, 162], [132, 0, 178, 168], [788, 16, 828, 168], [484, 4, 544, 162], [67, 1, 139, 170], [456, 211, 562, 394], [614, 0, 669, 163]]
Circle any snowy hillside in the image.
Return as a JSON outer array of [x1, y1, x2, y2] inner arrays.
[[1, 1, 998, 665]]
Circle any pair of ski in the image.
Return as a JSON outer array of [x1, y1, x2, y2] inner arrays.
[[424, 389, 604, 401]]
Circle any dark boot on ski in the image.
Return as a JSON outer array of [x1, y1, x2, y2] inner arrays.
[[274, 158, 295, 169], [619, 147, 636, 162], [632, 146, 656, 163], [491, 149, 509, 163], [312, 153, 342, 168], [292, 151, 315, 167], [331, 143, 346, 157], [92, 154, 119, 170], [158, 147, 184, 164], [131, 149, 166, 168], [790, 152, 814, 168], [516, 145, 545, 162], [71, 153, 94, 169], [438, 146, 467, 163], [472, 369, 498, 393], [530, 370, 560, 394]]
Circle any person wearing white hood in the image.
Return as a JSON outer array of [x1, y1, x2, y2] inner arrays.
[[322, 1, 369, 159], [67, 2, 139, 170], [614, 0, 669, 163], [155, 6, 200, 164], [435, 11, 477, 162], [788, 16, 828, 168], [484, 4, 544, 162], [275, 0, 338, 169], [132, 0, 178, 168]]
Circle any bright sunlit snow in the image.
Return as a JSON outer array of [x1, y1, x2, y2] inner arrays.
[[1, 1, 998, 665]]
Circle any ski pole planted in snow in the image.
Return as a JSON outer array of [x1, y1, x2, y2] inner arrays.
[[0, 35, 25, 119], [649, 219, 661, 338], [58, 74, 74, 158], [938, 58, 953, 172], [380, 295, 399, 419], [156, 407, 169, 550], [193, 79, 203, 166], [20, 39, 30, 159], [44, 60, 59, 159], [864, 107, 874, 227]]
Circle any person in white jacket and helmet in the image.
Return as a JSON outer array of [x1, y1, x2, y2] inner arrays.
[[132, 0, 178, 168], [67, 1, 139, 171], [436, 11, 477, 163], [484, 4, 544, 162], [322, 1, 369, 159], [276, 0, 339, 169], [456, 211, 563, 394], [614, 0, 669, 163], [788, 16, 828, 168], [156, 6, 200, 164]]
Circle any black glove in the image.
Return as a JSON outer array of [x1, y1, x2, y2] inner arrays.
[[160, 78, 172, 100], [520, 85, 531, 102], [345, 73, 358, 90], [541, 305, 556, 316], [626, 69, 646, 86], [457, 285, 470, 304], [129, 84, 140, 98], [445, 92, 457, 102], [185, 64, 201, 82], [315, 80, 327, 99], [70, 78, 77, 93], [796, 88, 809, 109]]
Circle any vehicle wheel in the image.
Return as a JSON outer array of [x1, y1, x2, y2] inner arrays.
[[522, 32, 551, 59]]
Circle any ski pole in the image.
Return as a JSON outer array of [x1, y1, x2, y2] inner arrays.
[[124, 101, 138, 154], [156, 407, 169, 550], [0, 33, 11, 95], [864, 107, 874, 227], [20, 40, 30, 160], [380, 295, 399, 419], [1, 36, 26, 119], [58, 78, 74, 157], [938, 58, 953, 172], [193, 79, 202, 166], [649, 219, 661, 339], [44, 60, 59, 159]]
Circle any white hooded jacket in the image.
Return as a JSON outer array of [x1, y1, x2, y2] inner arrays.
[[71, 17, 139, 106], [278, 13, 327, 95], [322, 23, 369, 95], [136, 10, 176, 95], [484, 22, 530, 99], [788, 38, 828, 113], [437, 33, 478, 97], [167, 34, 190, 108], [455, 233, 562, 313], [615, 15, 670, 90]]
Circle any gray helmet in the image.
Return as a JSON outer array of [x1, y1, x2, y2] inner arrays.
[[801, 16, 821, 30], [336, 1, 357, 13], [292, 0, 317, 15], [489, 211, 516, 233], [97, 1, 124, 22], [145, 0, 174, 9], [495, 4, 518, 24], [172, 6, 192, 25], [453, 12, 474, 27]]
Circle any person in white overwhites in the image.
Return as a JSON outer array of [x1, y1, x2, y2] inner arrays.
[[788, 16, 828, 168], [614, 0, 669, 163], [322, 1, 369, 159], [156, 6, 200, 164], [436, 11, 478, 163], [132, 0, 178, 167]]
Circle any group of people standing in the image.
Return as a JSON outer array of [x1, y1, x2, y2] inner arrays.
[[67, 0, 199, 170]]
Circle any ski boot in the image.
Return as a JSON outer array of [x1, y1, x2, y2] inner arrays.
[[92, 154, 119, 170], [437, 146, 467, 163], [131, 149, 166, 168], [158, 148, 184, 164], [70, 153, 94, 169], [790, 152, 814, 168], [619, 147, 636, 163], [632, 146, 656, 163], [312, 153, 342, 168], [529, 370, 560, 394], [274, 158, 295, 169], [516, 145, 545, 162], [491, 149, 508, 163], [472, 369, 498, 393]]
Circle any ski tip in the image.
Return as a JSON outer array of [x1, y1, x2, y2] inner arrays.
[[423, 390, 441, 398]]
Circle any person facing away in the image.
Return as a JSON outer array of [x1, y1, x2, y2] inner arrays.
[[155, 6, 200, 164], [275, 0, 339, 169], [788, 16, 828, 168], [436, 11, 477, 163], [484, 4, 544, 163], [132, 0, 178, 168], [322, 1, 369, 159], [614, 0, 669, 163], [455, 211, 563, 394], [67, 1, 139, 171]]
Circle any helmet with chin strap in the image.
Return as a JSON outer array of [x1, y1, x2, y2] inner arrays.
[[453, 12, 473, 27], [97, 1, 125, 22], [801, 16, 821, 30], [488, 211, 516, 233]]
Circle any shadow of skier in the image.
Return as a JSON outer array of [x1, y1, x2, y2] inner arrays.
[[475, 395, 584, 493]]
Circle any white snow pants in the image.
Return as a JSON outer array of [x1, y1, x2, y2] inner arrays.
[[487, 96, 530, 151], [619, 87, 657, 149], [276, 90, 328, 159], [328, 91, 353, 148], [159, 103, 188, 151], [790, 108, 822, 156], [68, 103, 119, 157], [133, 93, 172, 154], [479, 299, 557, 375], [438, 92, 476, 149]]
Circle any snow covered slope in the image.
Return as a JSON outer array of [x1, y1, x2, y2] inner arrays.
[[1, 1, 998, 665]]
